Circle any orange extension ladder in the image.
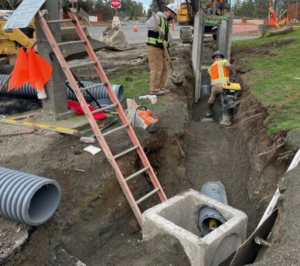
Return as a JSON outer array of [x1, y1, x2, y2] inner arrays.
[[38, 8, 167, 226]]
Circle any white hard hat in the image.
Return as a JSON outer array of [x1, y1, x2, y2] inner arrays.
[[166, 3, 178, 15]]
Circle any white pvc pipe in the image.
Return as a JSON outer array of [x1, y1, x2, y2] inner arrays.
[[257, 147, 300, 228]]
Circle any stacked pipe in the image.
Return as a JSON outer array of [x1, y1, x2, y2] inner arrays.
[[0, 75, 124, 108], [0, 167, 61, 226], [198, 181, 228, 236]]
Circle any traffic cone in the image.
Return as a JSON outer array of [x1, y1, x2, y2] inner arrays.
[[134, 24, 138, 32]]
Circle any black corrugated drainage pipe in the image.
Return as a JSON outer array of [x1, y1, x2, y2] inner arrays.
[[0, 75, 124, 102], [198, 181, 227, 236], [0, 167, 61, 226]]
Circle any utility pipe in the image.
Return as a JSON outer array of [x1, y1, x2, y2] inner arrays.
[[0, 75, 124, 102], [0, 167, 61, 226], [198, 181, 228, 236]]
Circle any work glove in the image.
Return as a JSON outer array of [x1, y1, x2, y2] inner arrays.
[[159, 32, 165, 40]]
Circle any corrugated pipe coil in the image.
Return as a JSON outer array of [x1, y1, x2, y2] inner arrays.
[[198, 181, 228, 236], [0, 75, 124, 102], [0, 167, 61, 226]]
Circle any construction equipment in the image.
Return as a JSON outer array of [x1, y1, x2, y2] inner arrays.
[[152, 11, 183, 86], [220, 81, 241, 126], [125, 98, 160, 133], [177, 0, 232, 42], [0, 10, 35, 63], [38, 8, 167, 226], [208, 218, 218, 232], [0, 9, 129, 64]]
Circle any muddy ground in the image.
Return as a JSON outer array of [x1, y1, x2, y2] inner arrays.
[[0, 38, 299, 266]]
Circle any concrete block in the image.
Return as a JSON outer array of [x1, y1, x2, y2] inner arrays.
[[142, 189, 248, 266], [258, 24, 274, 38]]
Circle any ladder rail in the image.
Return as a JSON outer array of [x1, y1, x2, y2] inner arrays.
[[38, 10, 167, 226], [67, 11, 168, 203], [39, 10, 145, 225]]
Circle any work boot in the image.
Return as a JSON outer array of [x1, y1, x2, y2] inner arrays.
[[149, 90, 165, 95], [206, 103, 214, 117]]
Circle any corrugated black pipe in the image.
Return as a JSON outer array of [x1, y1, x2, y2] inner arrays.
[[0, 75, 124, 102]]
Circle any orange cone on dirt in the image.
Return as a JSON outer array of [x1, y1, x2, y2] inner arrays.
[[134, 24, 138, 32]]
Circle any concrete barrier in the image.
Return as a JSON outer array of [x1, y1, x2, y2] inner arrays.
[[142, 189, 247, 266], [258, 24, 274, 38]]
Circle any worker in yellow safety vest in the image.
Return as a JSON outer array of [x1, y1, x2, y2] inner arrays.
[[206, 50, 234, 117], [146, 3, 178, 95]]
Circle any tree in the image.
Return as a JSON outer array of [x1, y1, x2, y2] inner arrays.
[[232, 0, 242, 16], [119, 0, 145, 19], [242, 0, 255, 17], [254, 0, 269, 19]]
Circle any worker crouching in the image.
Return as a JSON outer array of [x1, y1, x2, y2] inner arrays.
[[206, 50, 236, 126]]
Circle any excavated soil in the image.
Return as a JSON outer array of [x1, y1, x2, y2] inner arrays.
[[0, 39, 298, 266]]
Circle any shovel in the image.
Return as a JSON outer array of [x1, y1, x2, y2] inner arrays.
[[152, 12, 183, 86]]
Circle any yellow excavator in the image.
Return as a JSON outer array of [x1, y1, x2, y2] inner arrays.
[[0, 10, 35, 64], [177, 0, 232, 42]]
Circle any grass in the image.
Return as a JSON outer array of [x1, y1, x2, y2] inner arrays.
[[108, 66, 176, 112], [109, 65, 150, 99], [232, 27, 300, 140]]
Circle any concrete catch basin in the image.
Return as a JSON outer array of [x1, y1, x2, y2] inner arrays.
[[142, 189, 248, 266]]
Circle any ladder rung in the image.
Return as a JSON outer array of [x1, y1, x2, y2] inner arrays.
[[57, 40, 86, 46], [80, 83, 107, 92], [114, 145, 139, 159], [103, 124, 129, 137], [136, 188, 160, 204], [47, 19, 73, 24], [91, 103, 118, 114], [125, 166, 150, 182], [69, 61, 97, 69]]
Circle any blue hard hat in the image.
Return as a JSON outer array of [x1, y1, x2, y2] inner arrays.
[[212, 50, 224, 59]]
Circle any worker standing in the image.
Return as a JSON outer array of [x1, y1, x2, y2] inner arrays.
[[146, 3, 178, 95], [206, 50, 234, 117]]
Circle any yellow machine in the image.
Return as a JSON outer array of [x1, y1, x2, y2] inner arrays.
[[220, 81, 241, 126], [177, 0, 232, 42], [178, 2, 194, 26], [0, 10, 35, 63]]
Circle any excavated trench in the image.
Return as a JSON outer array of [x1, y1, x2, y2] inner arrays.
[[0, 42, 288, 266]]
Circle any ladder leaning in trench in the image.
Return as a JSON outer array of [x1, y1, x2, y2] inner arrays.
[[37, 8, 167, 226]]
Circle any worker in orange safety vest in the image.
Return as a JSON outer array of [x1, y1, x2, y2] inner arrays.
[[206, 50, 235, 117]]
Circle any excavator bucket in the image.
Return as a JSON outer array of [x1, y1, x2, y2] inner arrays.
[[61, 26, 108, 61]]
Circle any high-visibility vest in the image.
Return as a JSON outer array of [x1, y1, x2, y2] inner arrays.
[[208, 59, 229, 85], [146, 14, 169, 48]]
